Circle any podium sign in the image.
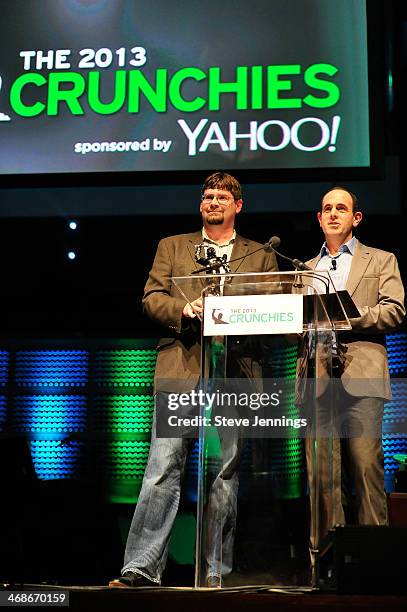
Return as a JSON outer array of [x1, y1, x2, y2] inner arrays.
[[203, 294, 303, 336]]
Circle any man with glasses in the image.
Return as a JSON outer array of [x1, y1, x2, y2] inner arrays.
[[109, 172, 277, 588]]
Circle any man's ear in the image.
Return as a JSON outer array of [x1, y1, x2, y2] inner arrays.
[[353, 211, 363, 228], [235, 199, 243, 214], [317, 211, 322, 227]]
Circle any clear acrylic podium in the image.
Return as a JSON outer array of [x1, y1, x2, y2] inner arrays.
[[171, 271, 352, 588]]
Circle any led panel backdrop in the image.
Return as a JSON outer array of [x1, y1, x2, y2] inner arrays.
[[0, 0, 370, 176]]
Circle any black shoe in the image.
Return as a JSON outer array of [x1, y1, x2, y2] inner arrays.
[[206, 575, 221, 588], [109, 570, 157, 588]]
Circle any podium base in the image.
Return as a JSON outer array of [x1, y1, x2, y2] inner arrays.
[[317, 525, 407, 594]]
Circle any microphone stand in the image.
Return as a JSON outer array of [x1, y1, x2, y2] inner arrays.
[[193, 245, 231, 296], [191, 237, 277, 276], [269, 245, 330, 294], [193, 244, 231, 276]]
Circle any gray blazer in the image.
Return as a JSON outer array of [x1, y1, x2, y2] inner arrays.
[[142, 231, 278, 391], [297, 239, 405, 400]]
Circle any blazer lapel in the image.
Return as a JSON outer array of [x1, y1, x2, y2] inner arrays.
[[346, 240, 371, 296], [306, 255, 320, 270], [229, 235, 249, 273]]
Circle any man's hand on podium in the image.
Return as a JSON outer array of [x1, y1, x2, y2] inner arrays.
[[183, 297, 203, 318]]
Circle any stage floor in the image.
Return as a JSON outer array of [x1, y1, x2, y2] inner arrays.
[[4, 584, 407, 612]]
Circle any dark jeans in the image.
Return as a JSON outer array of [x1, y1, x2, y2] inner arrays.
[[306, 385, 387, 552]]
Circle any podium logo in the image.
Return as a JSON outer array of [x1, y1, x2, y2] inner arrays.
[[0, 76, 11, 121], [211, 309, 229, 325]]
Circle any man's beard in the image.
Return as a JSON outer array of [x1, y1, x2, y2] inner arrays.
[[206, 212, 224, 225]]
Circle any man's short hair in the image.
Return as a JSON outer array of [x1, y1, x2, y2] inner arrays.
[[202, 172, 242, 201], [322, 185, 359, 213]]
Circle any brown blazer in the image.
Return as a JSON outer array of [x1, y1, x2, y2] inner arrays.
[[297, 239, 405, 400], [142, 231, 278, 391]]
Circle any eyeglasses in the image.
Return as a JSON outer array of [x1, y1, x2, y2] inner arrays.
[[201, 193, 234, 206]]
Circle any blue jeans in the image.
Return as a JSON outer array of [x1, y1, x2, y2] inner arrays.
[[201, 429, 243, 580], [122, 395, 240, 583]]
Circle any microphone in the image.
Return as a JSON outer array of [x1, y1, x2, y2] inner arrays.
[[266, 235, 281, 250], [331, 259, 337, 271], [292, 258, 312, 271]]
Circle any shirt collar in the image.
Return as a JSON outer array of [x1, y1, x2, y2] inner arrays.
[[320, 236, 356, 258], [202, 228, 236, 246]]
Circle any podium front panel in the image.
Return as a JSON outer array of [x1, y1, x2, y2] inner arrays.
[[170, 272, 348, 588]]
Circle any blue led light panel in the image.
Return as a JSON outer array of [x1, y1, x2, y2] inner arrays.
[[15, 350, 88, 387]]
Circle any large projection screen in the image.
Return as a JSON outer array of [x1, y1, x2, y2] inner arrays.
[[0, 0, 370, 176]]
